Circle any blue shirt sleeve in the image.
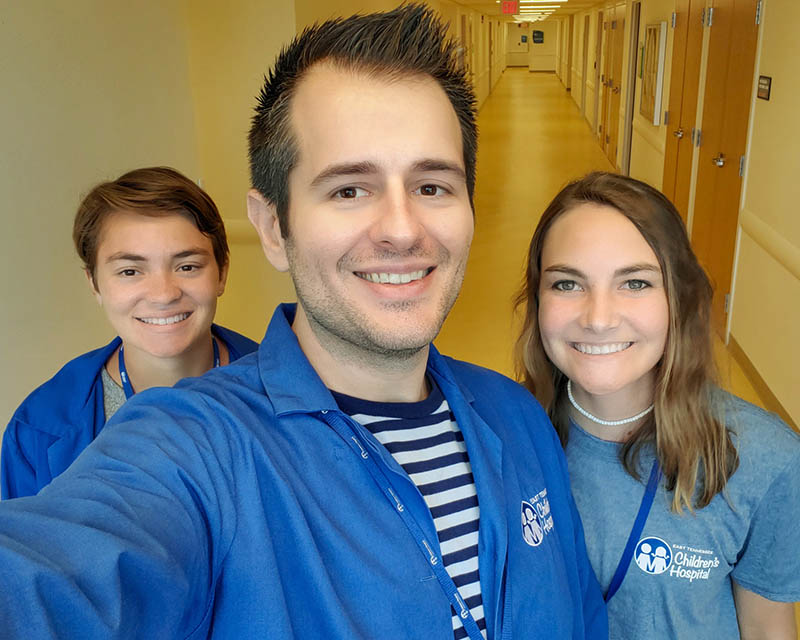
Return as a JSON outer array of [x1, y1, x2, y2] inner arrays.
[[0, 390, 238, 638], [1, 419, 45, 500], [731, 445, 800, 601]]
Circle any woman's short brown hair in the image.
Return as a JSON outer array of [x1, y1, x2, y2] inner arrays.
[[73, 166, 229, 281]]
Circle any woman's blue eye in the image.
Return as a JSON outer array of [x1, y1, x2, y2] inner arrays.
[[626, 279, 650, 290], [554, 281, 577, 291]]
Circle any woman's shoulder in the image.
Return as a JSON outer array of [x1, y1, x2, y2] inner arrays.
[[715, 388, 800, 473], [9, 338, 120, 435], [212, 324, 259, 360]]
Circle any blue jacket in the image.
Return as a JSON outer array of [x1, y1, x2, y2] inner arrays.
[[0, 305, 606, 638], [1, 324, 258, 499]]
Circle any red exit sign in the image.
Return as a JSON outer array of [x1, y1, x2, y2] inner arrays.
[[502, 1, 519, 14]]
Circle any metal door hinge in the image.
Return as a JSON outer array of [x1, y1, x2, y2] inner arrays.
[[705, 7, 714, 27], [695, 129, 703, 147], [664, 110, 670, 125], [701, 8, 705, 25], [691, 128, 696, 145], [606, 134, 610, 144], [756, 0, 763, 25], [739, 155, 745, 177], [671, 12, 677, 28], [724, 293, 730, 313]]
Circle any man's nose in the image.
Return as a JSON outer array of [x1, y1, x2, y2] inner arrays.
[[368, 183, 424, 251]]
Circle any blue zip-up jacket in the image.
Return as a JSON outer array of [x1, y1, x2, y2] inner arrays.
[[0, 305, 606, 638], [1, 324, 258, 499]]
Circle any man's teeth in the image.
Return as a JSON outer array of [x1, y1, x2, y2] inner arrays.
[[573, 342, 632, 355], [358, 269, 427, 284], [138, 312, 190, 325]]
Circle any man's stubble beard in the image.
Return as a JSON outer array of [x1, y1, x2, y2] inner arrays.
[[286, 241, 468, 367]]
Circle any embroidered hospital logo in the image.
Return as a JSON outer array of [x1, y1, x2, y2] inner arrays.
[[635, 537, 672, 575], [521, 489, 554, 547]]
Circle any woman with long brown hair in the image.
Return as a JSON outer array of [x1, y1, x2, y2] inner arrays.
[[516, 172, 799, 638]]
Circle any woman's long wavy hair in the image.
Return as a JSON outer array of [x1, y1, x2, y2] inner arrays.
[[514, 172, 738, 512]]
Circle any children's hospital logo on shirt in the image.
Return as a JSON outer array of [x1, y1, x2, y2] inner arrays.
[[635, 537, 672, 574], [635, 536, 721, 582], [521, 489, 554, 547]]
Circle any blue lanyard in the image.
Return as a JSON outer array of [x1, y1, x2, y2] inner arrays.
[[118, 337, 220, 400], [604, 458, 661, 602], [320, 410, 487, 640]]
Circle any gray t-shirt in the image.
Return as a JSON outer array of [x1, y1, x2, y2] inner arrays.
[[100, 366, 126, 422], [566, 391, 800, 639]]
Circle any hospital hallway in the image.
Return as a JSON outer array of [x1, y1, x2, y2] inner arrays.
[[434, 68, 762, 408]]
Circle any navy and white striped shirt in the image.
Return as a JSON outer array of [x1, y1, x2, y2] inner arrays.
[[333, 381, 487, 640]]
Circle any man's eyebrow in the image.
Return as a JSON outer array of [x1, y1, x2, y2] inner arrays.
[[310, 161, 379, 187], [309, 159, 467, 188], [411, 159, 467, 180]]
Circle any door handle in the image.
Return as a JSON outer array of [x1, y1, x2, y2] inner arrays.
[[712, 153, 725, 167], [673, 128, 684, 139]]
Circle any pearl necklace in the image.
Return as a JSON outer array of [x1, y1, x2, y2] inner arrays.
[[567, 380, 654, 427]]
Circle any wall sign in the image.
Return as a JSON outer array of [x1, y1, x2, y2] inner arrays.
[[502, 1, 519, 14], [757, 75, 772, 101], [532, 30, 544, 43]]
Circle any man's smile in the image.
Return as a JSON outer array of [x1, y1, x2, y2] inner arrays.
[[354, 267, 434, 284]]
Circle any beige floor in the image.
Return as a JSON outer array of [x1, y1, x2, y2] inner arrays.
[[435, 68, 799, 632]]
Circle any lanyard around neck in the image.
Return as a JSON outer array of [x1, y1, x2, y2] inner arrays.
[[604, 458, 661, 603], [118, 337, 220, 400]]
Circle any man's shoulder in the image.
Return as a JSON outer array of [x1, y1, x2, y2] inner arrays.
[[436, 355, 553, 441], [439, 355, 539, 404]]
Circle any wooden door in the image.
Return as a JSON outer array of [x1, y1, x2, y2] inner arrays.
[[662, 0, 705, 222], [582, 14, 590, 116], [691, 0, 760, 335], [606, 6, 625, 167], [601, 5, 625, 167], [594, 11, 604, 136], [600, 14, 612, 145]]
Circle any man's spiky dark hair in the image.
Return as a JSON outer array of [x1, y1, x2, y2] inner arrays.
[[248, 3, 477, 237]]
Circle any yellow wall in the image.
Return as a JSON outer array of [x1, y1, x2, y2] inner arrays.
[[295, 0, 399, 29], [730, 0, 800, 426], [0, 1, 200, 424], [183, 0, 297, 341]]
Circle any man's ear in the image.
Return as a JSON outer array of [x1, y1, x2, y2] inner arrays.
[[85, 269, 102, 305], [247, 189, 289, 272]]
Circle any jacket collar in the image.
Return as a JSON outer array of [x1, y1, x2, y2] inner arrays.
[[257, 303, 474, 414]]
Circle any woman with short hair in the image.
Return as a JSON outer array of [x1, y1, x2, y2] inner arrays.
[[2, 167, 257, 499]]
